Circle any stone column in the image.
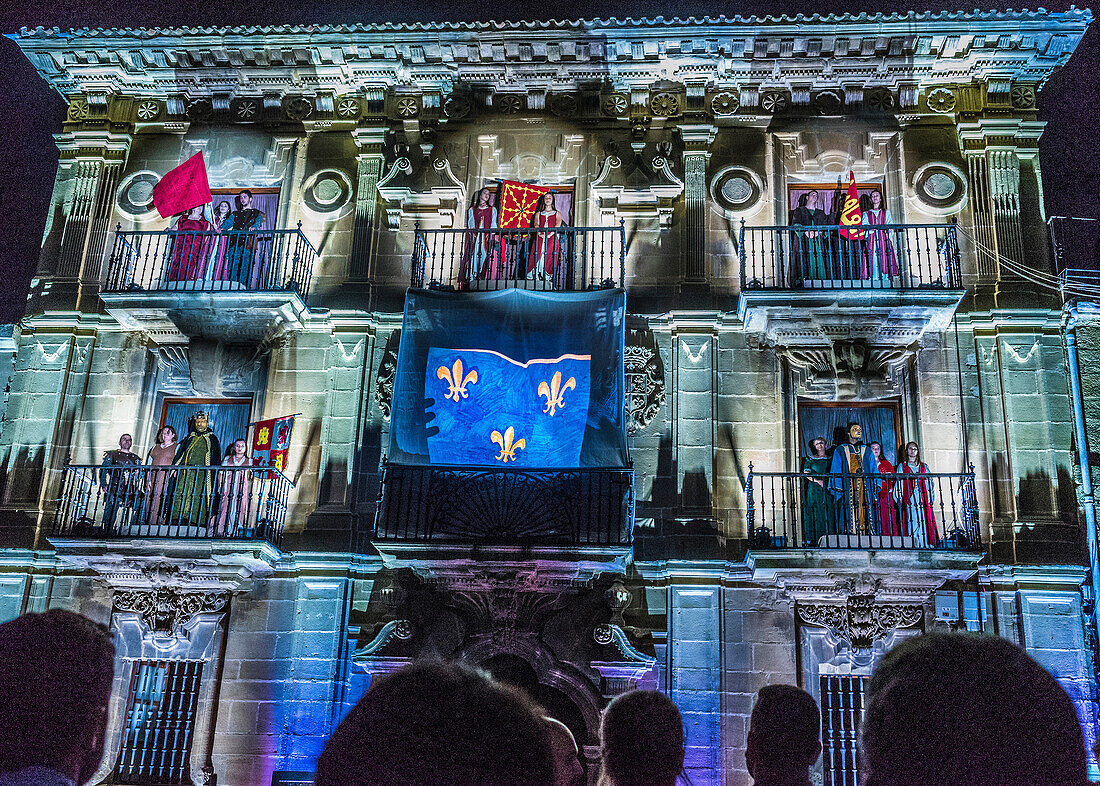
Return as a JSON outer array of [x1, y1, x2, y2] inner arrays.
[[52, 128, 133, 296], [958, 120, 1044, 284], [678, 125, 717, 284], [668, 580, 721, 782], [349, 127, 387, 281], [673, 323, 718, 514]]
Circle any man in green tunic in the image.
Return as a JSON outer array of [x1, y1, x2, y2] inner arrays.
[[169, 411, 221, 528]]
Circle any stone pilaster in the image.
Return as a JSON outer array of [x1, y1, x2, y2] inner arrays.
[[958, 119, 1044, 284], [678, 125, 717, 284], [349, 126, 388, 281]]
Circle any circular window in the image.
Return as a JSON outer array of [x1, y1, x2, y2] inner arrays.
[[710, 166, 765, 219], [302, 168, 353, 218], [912, 162, 967, 215], [116, 171, 161, 219]]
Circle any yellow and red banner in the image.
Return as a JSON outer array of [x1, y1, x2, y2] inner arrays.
[[838, 170, 864, 240], [498, 180, 551, 229]]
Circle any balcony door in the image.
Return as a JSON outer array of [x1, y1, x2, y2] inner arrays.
[[159, 397, 253, 462], [797, 400, 902, 466]]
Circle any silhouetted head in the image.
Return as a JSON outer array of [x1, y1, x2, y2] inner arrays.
[[861, 633, 1089, 786], [600, 690, 685, 786], [315, 661, 554, 786], [545, 716, 585, 786], [746, 684, 821, 783], [0, 610, 115, 782]]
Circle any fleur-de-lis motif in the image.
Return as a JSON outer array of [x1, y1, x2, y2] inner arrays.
[[538, 370, 577, 416], [491, 426, 526, 463], [437, 359, 478, 403]]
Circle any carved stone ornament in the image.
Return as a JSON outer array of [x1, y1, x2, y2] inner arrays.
[[865, 88, 896, 112], [1010, 84, 1036, 110], [602, 93, 628, 117], [444, 94, 473, 119], [649, 92, 679, 117], [624, 330, 665, 432], [761, 91, 790, 113], [136, 100, 161, 121], [497, 94, 524, 115], [710, 91, 740, 116], [375, 335, 400, 418], [284, 96, 314, 121], [395, 96, 420, 118], [549, 93, 579, 118], [798, 593, 923, 649], [234, 98, 259, 120], [926, 87, 956, 114], [67, 99, 90, 121], [815, 90, 843, 114], [337, 97, 361, 118], [186, 99, 213, 121], [114, 586, 229, 636]]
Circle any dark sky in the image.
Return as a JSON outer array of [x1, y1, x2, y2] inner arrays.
[[0, 0, 1096, 323]]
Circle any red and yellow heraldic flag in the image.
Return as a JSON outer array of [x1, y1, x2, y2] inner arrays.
[[838, 170, 864, 240], [498, 180, 551, 228], [252, 415, 295, 473]]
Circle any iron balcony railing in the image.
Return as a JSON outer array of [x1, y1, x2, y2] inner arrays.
[[103, 224, 318, 295], [411, 222, 627, 291], [744, 465, 981, 551], [53, 462, 292, 546], [738, 221, 962, 291], [374, 463, 634, 546]]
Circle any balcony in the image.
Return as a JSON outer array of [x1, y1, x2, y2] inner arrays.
[[411, 224, 625, 291], [736, 222, 965, 348], [744, 467, 982, 552], [100, 225, 318, 342], [53, 463, 292, 547], [372, 463, 634, 558]]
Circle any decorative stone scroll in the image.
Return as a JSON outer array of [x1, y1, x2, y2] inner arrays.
[[114, 586, 230, 636], [798, 592, 923, 649]]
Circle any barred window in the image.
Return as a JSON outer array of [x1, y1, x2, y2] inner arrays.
[[820, 674, 870, 786], [115, 660, 204, 786]]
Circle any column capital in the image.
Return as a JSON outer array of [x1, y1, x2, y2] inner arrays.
[[678, 123, 718, 154], [352, 124, 388, 153], [957, 118, 1046, 153], [54, 129, 133, 161]]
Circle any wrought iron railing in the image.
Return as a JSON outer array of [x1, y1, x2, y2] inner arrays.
[[738, 221, 962, 291], [103, 224, 318, 295], [374, 463, 634, 546], [411, 223, 626, 291], [53, 462, 292, 545], [744, 465, 981, 551]]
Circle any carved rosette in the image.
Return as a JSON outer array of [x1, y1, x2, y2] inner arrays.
[[114, 586, 230, 636], [798, 592, 923, 649]]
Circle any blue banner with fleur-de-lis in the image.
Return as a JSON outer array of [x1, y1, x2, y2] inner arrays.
[[425, 348, 591, 466], [389, 288, 627, 469]]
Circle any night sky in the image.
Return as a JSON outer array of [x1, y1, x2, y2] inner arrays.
[[0, 0, 1096, 323]]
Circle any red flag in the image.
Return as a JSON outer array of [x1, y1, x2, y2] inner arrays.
[[152, 152, 212, 219], [838, 171, 864, 240], [498, 180, 551, 229]]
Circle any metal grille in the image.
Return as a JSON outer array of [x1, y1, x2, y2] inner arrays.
[[820, 674, 870, 786], [116, 660, 204, 786]]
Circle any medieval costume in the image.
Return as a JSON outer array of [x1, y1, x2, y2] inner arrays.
[[789, 196, 830, 282], [209, 201, 235, 286], [875, 454, 901, 536], [895, 460, 938, 546], [144, 435, 177, 530], [828, 429, 879, 535], [801, 450, 835, 545], [526, 194, 568, 286], [169, 412, 220, 528], [862, 204, 899, 282], [211, 452, 252, 536], [166, 212, 213, 283], [99, 444, 141, 529], [225, 203, 265, 288], [458, 189, 499, 286]]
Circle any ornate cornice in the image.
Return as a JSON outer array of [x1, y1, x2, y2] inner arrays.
[[114, 586, 229, 636], [12, 11, 1090, 110], [798, 593, 923, 649]]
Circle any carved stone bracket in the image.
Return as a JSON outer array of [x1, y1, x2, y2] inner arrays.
[[781, 339, 913, 400], [114, 586, 230, 636], [798, 593, 922, 650]]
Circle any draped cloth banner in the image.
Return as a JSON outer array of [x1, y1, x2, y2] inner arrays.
[[498, 180, 551, 228], [838, 170, 865, 240], [389, 288, 628, 469], [252, 415, 295, 471]]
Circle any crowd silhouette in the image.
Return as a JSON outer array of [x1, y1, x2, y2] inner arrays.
[[0, 611, 1093, 786]]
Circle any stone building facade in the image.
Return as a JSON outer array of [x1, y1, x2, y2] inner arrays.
[[0, 10, 1097, 786]]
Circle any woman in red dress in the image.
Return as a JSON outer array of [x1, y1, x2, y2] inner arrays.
[[526, 192, 568, 285], [166, 205, 213, 283], [870, 441, 900, 535]]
